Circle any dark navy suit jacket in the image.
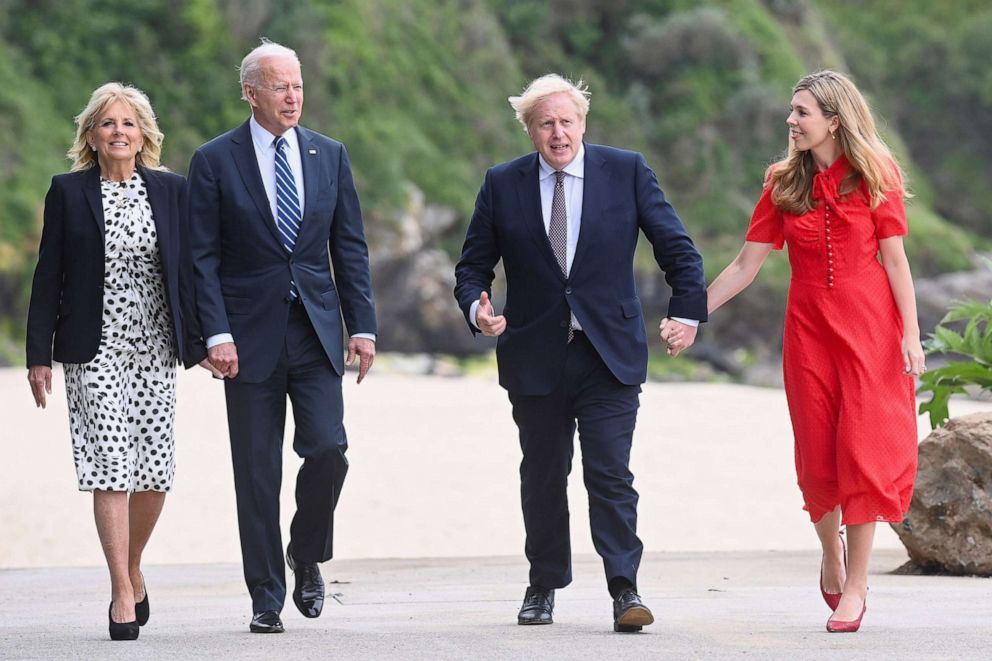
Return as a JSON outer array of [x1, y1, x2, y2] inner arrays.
[[454, 143, 707, 396], [26, 166, 203, 368], [187, 120, 376, 383]]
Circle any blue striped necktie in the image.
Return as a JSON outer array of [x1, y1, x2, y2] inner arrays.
[[274, 136, 301, 300], [274, 136, 302, 252]]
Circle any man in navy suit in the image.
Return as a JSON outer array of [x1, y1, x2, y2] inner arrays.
[[454, 74, 707, 632], [188, 40, 377, 633]]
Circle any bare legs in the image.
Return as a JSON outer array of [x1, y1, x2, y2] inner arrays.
[[814, 505, 873, 622], [93, 490, 166, 623], [834, 522, 873, 620], [813, 506, 846, 595]]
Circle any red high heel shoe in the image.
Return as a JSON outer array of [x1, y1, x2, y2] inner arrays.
[[826, 597, 866, 633], [819, 531, 846, 610]]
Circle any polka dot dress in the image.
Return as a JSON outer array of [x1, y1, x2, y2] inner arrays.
[[64, 173, 178, 492]]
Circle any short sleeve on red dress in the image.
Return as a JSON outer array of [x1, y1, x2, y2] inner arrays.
[[872, 188, 908, 239], [745, 185, 785, 250]]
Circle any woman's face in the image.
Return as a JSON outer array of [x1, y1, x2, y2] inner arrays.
[[787, 89, 838, 152], [88, 100, 144, 168]]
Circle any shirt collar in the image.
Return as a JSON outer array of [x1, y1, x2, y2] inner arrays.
[[538, 143, 585, 181], [249, 115, 299, 152]]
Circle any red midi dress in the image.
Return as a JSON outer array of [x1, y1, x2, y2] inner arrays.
[[745, 154, 917, 525]]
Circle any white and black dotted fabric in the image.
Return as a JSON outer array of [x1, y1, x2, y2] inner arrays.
[[64, 173, 178, 492]]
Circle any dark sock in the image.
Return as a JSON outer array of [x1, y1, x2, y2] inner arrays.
[[608, 577, 634, 599]]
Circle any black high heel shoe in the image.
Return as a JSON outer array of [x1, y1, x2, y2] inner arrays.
[[108, 602, 139, 641], [135, 574, 149, 626]]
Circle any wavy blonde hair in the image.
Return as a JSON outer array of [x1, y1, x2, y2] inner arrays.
[[68, 82, 166, 172], [769, 70, 907, 214], [508, 73, 590, 133]]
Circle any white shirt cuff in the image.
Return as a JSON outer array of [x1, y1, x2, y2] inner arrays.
[[669, 317, 699, 328], [206, 333, 234, 349], [469, 300, 481, 330], [351, 333, 376, 342]]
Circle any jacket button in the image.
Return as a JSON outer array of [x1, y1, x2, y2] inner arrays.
[[560, 320, 569, 328], [565, 287, 572, 295]]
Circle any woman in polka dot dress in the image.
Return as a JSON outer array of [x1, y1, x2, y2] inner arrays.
[[686, 71, 925, 633], [26, 83, 209, 640]]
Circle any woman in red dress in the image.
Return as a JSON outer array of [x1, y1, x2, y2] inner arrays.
[[669, 70, 925, 632]]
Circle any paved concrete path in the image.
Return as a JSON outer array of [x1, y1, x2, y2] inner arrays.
[[2, 551, 990, 660]]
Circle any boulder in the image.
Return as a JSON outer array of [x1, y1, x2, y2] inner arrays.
[[892, 412, 992, 575]]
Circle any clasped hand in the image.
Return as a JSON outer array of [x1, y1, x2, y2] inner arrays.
[[659, 318, 697, 357]]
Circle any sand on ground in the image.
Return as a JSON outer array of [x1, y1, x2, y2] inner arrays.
[[1, 365, 987, 568]]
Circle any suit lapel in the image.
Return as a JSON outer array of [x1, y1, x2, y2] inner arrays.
[[516, 155, 564, 281], [141, 168, 173, 275], [82, 166, 105, 240], [569, 144, 607, 277], [295, 126, 321, 253], [230, 121, 285, 249]]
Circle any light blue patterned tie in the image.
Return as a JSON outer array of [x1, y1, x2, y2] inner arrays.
[[274, 136, 301, 299]]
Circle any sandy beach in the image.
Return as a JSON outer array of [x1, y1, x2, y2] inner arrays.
[[2, 365, 988, 569]]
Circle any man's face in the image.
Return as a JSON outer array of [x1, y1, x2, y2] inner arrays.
[[527, 92, 586, 170], [245, 55, 304, 135]]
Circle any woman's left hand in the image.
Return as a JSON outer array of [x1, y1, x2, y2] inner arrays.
[[902, 336, 926, 376], [27, 365, 53, 408]]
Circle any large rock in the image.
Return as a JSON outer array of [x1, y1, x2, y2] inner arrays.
[[914, 259, 992, 334], [892, 412, 992, 575]]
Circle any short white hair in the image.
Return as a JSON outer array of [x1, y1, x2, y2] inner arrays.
[[508, 74, 590, 132], [239, 39, 300, 101]]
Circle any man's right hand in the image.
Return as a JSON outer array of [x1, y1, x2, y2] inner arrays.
[[208, 342, 239, 378], [475, 291, 507, 337]]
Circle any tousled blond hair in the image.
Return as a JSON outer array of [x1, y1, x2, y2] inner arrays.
[[68, 82, 166, 172], [508, 74, 590, 133], [768, 70, 908, 214]]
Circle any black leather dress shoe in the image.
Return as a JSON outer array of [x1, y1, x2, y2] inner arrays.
[[517, 586, 554, 625], [250, 611, 285, 634], [613, 588, 654, 632], [287, 544, 325, 618]]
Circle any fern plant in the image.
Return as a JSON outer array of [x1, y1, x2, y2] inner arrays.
[[917, 298, 992, 428]]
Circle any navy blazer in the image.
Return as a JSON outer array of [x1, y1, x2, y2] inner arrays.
[[26, 166, 203, 368], [187, 120, 377, 383], [454, 143, 707, 396]]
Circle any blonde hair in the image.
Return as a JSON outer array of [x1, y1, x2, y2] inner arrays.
[[769, 70, 908, 214], [508, 74, 590, 132], [68, 82, 166, 172], [239, 38, 300, 102]]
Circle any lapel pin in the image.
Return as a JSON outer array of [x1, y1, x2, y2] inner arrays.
[[308, 149, 317, 155]]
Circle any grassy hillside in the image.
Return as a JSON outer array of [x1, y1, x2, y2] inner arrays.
[[0, 0, 987, 363]]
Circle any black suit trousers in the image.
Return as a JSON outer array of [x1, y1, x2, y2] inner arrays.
[[224, 302, 348, 613], [508, 332, 642, 591]]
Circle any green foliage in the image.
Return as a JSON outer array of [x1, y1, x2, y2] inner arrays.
[[817, 0, 992, 236], [918, 298, 992, 428], [0, 0, 988, 362]]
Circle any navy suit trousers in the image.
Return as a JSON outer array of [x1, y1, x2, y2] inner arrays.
[[508, 332, 642, 591], [224, 301, 349, 613]]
